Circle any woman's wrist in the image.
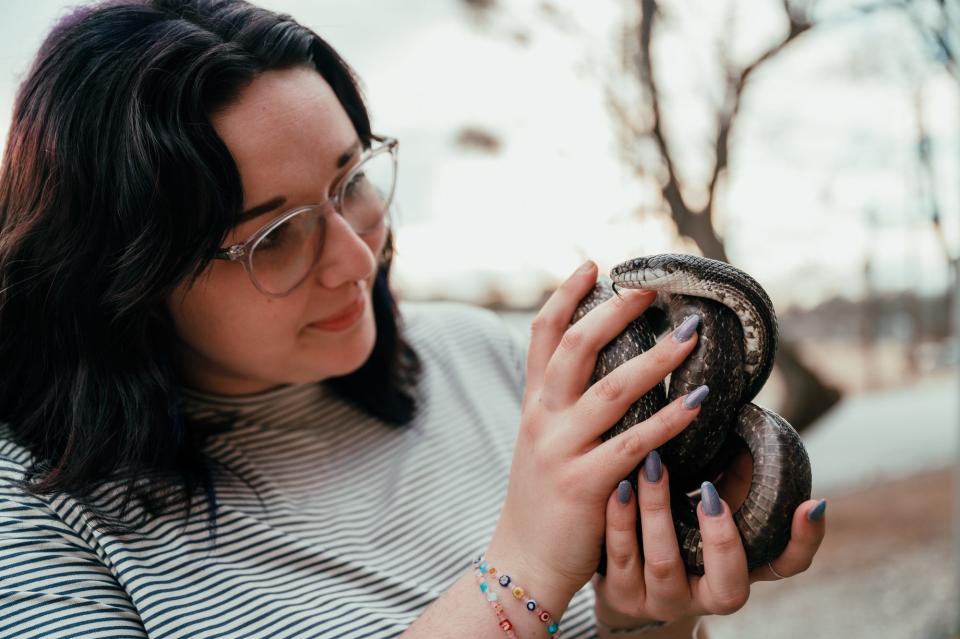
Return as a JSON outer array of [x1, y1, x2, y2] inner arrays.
[[593, 583, 665, 632], [596, 618, 666, 636], [595, 610, 704, 639], [593, 587, 709, 638], [484, 534, 578, 621], [594, 602, 666, 636]]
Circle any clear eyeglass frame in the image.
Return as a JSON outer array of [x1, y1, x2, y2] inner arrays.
[[212, 133, 398, 298]]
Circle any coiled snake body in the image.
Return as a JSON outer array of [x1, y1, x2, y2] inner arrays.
[[575, 254, 812, 576]]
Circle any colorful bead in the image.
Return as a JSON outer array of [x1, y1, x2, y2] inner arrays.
[[471, 553, 562, 638], [474, 569, 517, 639]]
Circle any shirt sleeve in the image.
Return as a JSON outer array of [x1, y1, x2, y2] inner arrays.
[[0, 467, 148, 639]]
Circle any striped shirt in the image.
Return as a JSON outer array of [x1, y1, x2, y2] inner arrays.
[[0, 301, 599, 638]]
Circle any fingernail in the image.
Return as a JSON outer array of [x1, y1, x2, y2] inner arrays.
[[617, 479, 632, 505], [672, 314, 700, 343], [682, 384, 710, 409], [808, 499, 827, 521], [643, 451, 662, 483], [701, 481, 722, 517], [576, 260, 595, 275]]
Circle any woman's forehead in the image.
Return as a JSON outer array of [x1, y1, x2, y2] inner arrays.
[[211, 66, 358, 186]]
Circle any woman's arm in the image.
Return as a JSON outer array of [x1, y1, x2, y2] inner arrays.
[[0, 489, 148, 639], [403, 540, 576, 638]]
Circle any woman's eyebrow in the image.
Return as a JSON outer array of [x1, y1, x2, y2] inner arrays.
[[335, 140, 361, 168], [239, 195, 287, 222], [239, 140, 362, 222]]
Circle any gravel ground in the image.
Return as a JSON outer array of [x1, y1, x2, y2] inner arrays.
[[703, 466, 959, 639]]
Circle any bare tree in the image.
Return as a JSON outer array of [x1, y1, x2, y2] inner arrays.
[[608, 0, 958, 430], [458, 0, 956, 430], [608, 0, 858, 431]]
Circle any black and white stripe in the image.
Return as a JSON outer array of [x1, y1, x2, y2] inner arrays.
[[1, 301, 598, 638]]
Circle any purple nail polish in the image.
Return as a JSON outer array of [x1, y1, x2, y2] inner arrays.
[[643, 451, 662, 483], [682, 385, 710, 409], [672, 314, 701, 343], [617, 480, 632, 505], [808, 499, 827, 521], [701, 481, 722, 517]]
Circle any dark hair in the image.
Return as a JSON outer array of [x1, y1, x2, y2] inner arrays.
[[0, 0, 422, 538]]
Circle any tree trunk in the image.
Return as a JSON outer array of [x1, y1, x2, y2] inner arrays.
[[630, 0, 843, 432], [774, 341, 843, 433]]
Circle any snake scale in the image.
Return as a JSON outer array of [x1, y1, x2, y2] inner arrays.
[[574, 254, 812, 576]]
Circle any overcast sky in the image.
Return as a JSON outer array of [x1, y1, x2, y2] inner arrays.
[[1, 0, 957, 311]]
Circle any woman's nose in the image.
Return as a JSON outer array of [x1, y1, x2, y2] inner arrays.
[[310, 207, 377, 289]]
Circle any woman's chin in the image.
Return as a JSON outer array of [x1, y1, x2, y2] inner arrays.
[[299, 315, 377, 380]]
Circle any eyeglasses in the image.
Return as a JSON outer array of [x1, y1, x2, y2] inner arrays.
[[213, 134, 398, 297]]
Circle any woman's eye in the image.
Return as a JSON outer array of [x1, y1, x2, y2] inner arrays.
[[343, 171, 367, 201], [257, 224, 289, 251]]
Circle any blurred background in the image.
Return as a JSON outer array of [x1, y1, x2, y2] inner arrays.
[[1, 1, 958, 637]]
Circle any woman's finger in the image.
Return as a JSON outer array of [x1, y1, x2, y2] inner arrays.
[[525, 260, 598, 398], [571, 321, 700, 447], [584, 389, 706, 493], [749, 498, 827, 583], [539, 286, 657, 410], [636, 452, 692, 619], [598, 479, 646, 611], [691, 481, 750, 616]]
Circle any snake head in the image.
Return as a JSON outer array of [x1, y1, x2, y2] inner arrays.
[[610, 254, 687, 288]]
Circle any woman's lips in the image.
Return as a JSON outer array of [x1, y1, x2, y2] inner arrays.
[[307, 295, 366, 331]]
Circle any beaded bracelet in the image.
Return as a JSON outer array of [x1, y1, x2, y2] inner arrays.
[[473, 567, 519, 638], [473, 553, 562, 638]]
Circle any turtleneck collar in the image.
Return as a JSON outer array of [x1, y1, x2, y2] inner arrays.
[[179, 380, 339, 431]]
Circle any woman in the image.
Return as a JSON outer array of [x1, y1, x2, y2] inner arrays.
[[0, 1, 826, 637]]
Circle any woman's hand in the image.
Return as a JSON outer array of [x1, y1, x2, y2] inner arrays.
[[592, 447, 827, 629], [486, 260, 706, 609], [714, 446, 827, 583]]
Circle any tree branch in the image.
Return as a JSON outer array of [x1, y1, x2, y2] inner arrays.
[[635, 0, 691, 230], [704, 5, 812, 212]]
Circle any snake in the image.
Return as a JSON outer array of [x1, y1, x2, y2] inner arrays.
[[573, 253, 812, 576]]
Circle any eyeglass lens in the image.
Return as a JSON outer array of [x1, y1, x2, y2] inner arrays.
[[249, 149, 396, 295]]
